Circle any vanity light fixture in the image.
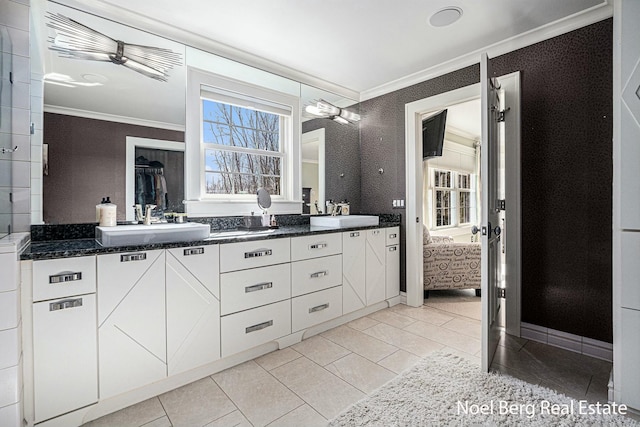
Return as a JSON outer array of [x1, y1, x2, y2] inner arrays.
[[46, 12, 182, 82], [304, 99, 361, 124]]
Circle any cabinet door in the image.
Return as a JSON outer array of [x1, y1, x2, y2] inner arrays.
[[166, 246, 221, 376], [621, 308, 640, 409], [33, 294, 97, 423], [385, 245, 400, 299], [97, 250, 166, 399], [342, 231, 366, 314], [366, 229, 386, 305]]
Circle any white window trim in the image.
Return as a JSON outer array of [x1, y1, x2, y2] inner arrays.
[[186, 67, 301, 216]]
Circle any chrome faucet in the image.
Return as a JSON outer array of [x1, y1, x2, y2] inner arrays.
[[143, 204, 157, 225]]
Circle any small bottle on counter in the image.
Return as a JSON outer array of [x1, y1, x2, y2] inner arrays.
[[270, 215, 277, 227]]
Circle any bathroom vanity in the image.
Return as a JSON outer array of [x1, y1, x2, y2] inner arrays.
[[20, 221, 400, 426]]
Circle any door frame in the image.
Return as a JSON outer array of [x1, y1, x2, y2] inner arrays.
[[404, 76, 521, 336], [301, 128, 326, 214], [125, 136, 185, 221]]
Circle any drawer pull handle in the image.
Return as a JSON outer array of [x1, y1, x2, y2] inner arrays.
[[350, 232, 360, 237], [245, 282, 273, 293], [372, 230, 381, 235], [389, 246, 397, 252], [310, 270, 328, 279], [389, 233, 397, 239], [121, 253, 147, 262], [246, 320, 273, 334], [49, 272, 82, 284], [50, 298, 83, 311], [244, 249, 273, 259], [309, 243, 327, 250], [309, 303, 329, 313], [184, 247, 204, 256]]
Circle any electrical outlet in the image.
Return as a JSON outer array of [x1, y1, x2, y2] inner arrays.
[[392, 199, 405, 209]]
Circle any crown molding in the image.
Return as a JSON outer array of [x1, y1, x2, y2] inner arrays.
[[360, 1, 613, 101], [44, 104, 186, 132]]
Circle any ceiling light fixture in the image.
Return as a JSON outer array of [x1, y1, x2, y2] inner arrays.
[[304, 99, 361, 124], [46, 12, 182, 82], [429, 7, 463, 27]]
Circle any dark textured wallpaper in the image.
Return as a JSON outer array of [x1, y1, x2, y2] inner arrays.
[[43, 113, 184, 224], [358, 19, 613, 342], [492, 19, 613, 343]]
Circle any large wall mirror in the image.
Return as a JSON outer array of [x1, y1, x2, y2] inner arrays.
[[35, 1, 360, 224]]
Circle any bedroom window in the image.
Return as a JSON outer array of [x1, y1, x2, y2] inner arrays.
[[431, 168, 476, 229]]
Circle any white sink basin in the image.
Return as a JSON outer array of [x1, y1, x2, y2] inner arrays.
[[96, 223, 211, 247], [310, 215, 379, 228]]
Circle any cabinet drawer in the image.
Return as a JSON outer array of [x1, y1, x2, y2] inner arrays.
[[291, 233, 342, 261], [221, 300, 291, 357], [33, 256, 96, 302], [220, 263, 291, 315], [386, 227, 400, 246], [292, 286, 342, 332], [220, 238, 290, 272], [291, 254, 342, 297], [33, 294, 97, 422]]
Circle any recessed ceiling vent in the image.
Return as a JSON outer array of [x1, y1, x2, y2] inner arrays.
[[429, 7, 463, 27]]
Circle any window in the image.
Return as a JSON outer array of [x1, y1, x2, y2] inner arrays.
[[186, 68, 301, 216], [431, 168, 476, 228], [202, 99, 283, 196], [433, 170, 452, 227], [458, 173, 472, 224]]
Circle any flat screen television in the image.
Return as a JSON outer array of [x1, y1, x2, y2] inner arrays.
[[422, 109, 447, 159]]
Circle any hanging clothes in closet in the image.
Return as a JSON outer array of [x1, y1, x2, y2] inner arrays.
[[135, 156, 168, 211]]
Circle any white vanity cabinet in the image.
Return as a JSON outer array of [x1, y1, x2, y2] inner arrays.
[[166, 245, 220, 376], [219, 238, 292, 357], [291, 233, 343, 332], [97, 250, 166, 399], [385, 227, 400, 299], [32, 256, 98, 423]]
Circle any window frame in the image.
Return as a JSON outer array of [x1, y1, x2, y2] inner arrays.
[[185, 67, 301, 216]]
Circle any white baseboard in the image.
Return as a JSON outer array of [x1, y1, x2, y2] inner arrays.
[[521, 322, 613, 362]]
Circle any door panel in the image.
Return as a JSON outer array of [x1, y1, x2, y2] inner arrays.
[[481, 53, 503, 371]]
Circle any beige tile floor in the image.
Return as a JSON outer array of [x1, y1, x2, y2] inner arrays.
[[83, 290, 625, 427]]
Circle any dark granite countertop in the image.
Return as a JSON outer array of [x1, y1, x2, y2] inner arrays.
[[21, 221, 401, 261]]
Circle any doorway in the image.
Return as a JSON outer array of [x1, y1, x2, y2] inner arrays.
[[404, 73, 521, 336]]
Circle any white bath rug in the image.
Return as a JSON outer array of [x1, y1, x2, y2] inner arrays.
[[329, 352, 638, 426]]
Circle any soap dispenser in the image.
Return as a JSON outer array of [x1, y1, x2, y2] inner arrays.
[[99, 197, 117, 227]]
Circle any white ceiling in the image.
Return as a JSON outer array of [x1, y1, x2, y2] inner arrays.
[[37, 0, 610, 134], [87, 0, 607, 93]]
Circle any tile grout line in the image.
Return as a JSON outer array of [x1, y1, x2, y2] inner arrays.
[[208, 375, 252, 427]]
